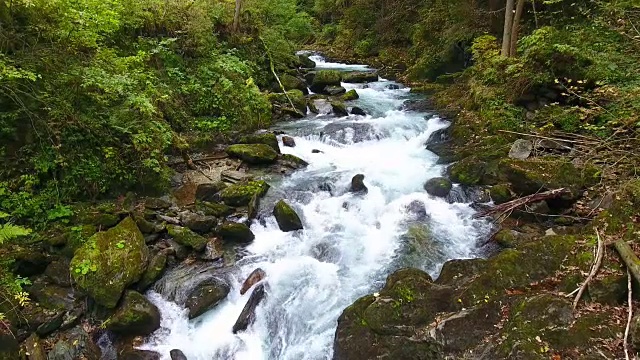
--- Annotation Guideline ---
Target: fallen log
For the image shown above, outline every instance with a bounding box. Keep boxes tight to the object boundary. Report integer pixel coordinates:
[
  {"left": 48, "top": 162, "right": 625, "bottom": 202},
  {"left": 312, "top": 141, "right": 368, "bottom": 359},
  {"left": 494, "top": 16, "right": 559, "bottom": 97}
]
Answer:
[
  {"left": 474, "top": 188, "right": 567, "bottom": 220},
  {"left": 614, "top": 240, "right": 640, "bottom": 285}
]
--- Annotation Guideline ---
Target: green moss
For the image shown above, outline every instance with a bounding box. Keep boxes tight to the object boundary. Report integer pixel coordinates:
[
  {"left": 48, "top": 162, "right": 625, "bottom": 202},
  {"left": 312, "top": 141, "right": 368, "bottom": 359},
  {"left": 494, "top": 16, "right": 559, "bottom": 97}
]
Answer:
[
  {"left": 239, "top": 133, "right": 280, "bottom": 153},
  {"left": 312, "top": 70, "right": 342, "bottom": 87},
  {"left": 105, "top": 290, "right": 160, "bottom": 336},
  {"left": 219, "top": 180, "right": 270, "bottom": 207},
  {"left": 226, "top": 144, "right": 278, "bottom": 165},
  {"left": 341, "top": 89, "right": 360, "bottom": 101},
  {"left": 280, "top": 74, "right": 306, "bottom": 92},
  {"left": 167, "top": 225, "right": 208, "bottom": 251},
  {"left": 217, "top": 222, "right": 255, "bottom": 243},
  {"left": 489, "top": 184, "right": 513, "bottom": 204},
  {"left": 136, "top": 252, "right": 167, "bottom": 291},
  {"left": 196, "top": 201, "right": 234, "bottom": 217},
  {"left": 281, "top": 154, "right": 309, "bottom": 167},
  {"left": 70, "top": 217, "right": 148, "bottom": 308},
  {"left": 273, "top": 200, "right": 303, "bottom": 232}
]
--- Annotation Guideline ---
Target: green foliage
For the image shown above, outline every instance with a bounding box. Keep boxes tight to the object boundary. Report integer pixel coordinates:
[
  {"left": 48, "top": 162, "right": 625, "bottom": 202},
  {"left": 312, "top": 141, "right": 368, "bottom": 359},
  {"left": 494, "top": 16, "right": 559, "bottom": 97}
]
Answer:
[{"left": 0, "top": 224, "right": 31, "bottom": 244}]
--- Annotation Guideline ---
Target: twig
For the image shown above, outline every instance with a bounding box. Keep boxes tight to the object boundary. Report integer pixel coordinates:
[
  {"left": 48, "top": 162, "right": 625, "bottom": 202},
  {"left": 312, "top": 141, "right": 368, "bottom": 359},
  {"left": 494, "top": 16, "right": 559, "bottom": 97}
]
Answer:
[
  {"left": 497, "top": 129, "right": 596, "bottom": 145},
  {"left": 573, "top": 228, "right": 605, "bottom": 310},
  {"left": 167, "top": 154, "right": 228, "bottom": 166},
  {"left": 624, "top": 267, "right": 633, "bottom": 360},
  {"left": 474, "top": 188, "right": 568, "bottom": 219}
]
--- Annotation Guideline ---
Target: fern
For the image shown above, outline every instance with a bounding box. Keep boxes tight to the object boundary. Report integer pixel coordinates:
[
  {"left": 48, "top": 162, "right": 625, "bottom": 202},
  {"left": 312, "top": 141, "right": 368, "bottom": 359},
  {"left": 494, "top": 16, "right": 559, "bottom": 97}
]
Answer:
[{"left": 0, "top": 224, "right": 32, "bottom": 244}]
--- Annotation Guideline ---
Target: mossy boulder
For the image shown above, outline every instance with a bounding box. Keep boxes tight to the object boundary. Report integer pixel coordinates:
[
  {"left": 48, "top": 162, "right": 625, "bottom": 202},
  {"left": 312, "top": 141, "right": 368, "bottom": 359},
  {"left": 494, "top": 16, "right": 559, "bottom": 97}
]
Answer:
[
  {"left": 218, "top": 180, "right": 270, "bottom": 207},
  {"left": 269, "top": 90, "right": 307, "bottom": 115},
  {"left": 226, "top": 144, "right": 278, "bottom": 165},
  {"left": 136, "top": 252, "right": 167, "bottom": 292},
  {"left": 449, "top": 155, "right": 500, "bottom": 186},
  {"left": 310, "top": 70, "right": 342, "bottom": 93},
  {"left": 588, "top": 273, "right": 627, "bottom": 305},
  {"left": 341, "top": 71, "right": 379, "bottom": 83},
  {"left": 298, "top": 54, "right": 316, "bottom": 69},
  {"left": 106, "top": 291, "right": 161, "bottom": 336},
  {"left": 273, "top": 200, "right": 303, "bottom": 232},
  {"left": 239, "top": 133, "right": 281, "bottom": 153},
  {"left": 341, "top": 89, "right": 360, "bottom": 101},
  {"left": 280, "top": 154, "right": 309, "bottom": 169},
  {"left": 325, "top": 85, "right": 347, "bottom": 95},
  {"left": 279, "top": 74, "right": 308, "bottom": 94},
  {"left": 196, "top": 201, "right": 234, "bottom": 218},
  {"left": 489, "top": 184, "right": 513, "bottom": 204},
  {"left": 185, "top": 279, "right": 230, "bottom": 319},
  {"left": 167, "top": 225, "right": 208, "bottom": 251},
  {"left": 70, "top": 217, "right": 149, "bottom": 308},
  {"left": 218, "top": 222, "right": 255, "bottom": 243},
  {"left": 180, "top": 212, "right": 217, "bottom": 233},
  {"left": 330, "top": 101, "right": 348, "bottom": 116},
  {"left": 423, "top": 177, "right": 452, "bottom": 197}
]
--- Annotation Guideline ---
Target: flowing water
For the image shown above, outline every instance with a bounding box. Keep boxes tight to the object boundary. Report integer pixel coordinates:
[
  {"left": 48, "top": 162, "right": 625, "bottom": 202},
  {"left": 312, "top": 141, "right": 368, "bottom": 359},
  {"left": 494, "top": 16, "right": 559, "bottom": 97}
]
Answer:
[{"left": 140, "top": 56, "right": 492, "bottom": 360}]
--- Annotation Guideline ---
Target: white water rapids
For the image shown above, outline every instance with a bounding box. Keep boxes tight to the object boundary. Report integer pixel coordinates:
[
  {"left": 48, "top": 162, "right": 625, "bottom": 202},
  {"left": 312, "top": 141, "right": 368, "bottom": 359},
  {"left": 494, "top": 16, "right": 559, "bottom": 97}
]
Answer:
[{"left": 140, "top": 56, "right": 492, "bottom": 360}]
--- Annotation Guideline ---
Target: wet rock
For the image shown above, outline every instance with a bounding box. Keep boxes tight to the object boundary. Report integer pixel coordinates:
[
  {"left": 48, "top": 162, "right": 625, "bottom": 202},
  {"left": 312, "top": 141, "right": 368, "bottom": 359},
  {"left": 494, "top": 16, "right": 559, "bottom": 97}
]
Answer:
[
  {"left": 218, "top": 222, "right": 255, "bottom": 243},
  {"left": 70, "top": 217, "right": 148, "bottom": 308},
  {"left": 489, "top": 184, "right": 513, "bottom": 204},
  {"left": 280, "top": 154, "right": 309, "bottom": 169},
  {"left": 44, "top": 260, "right": 71, "bottom": 287},
  {"left": 350, "top": 106, "right": 366, "bottom": 116},
  {"left": 144, "top": 197, "right": 173, "bottom": 210},
  {"left": 23, "top": 333, "right": 47, "bottom": 360},
  {"left": 185, "top": 279, "right": 230, "bottom": 319},
  {"left": 232, "top": 283, "right": 266, "bottom": 334},
  {"left": 137, "top": 252, "right": 167, "bottom": 291},
  {"left": 170, "top": 349, "right": 188, "bottom": 360},
  {"left": 405, "top": 200, "right": 428, "bottom": 221},
  {"left": 46, "top": 327, "right": 101, "bottom": 360},
  {"left": 106, "top": 291, "right": 161, "bottom": 336},
  {"left": 196, "top": 201, "right": 234, "bottom": 218},
  {"left": 166, "top": 239, "right": 190, "bottom": 260},
  {"left": 311, "top": 98, "right": 333, "bottom": 114},
  {"left": 327, "top": 85, "right": 347, "bottom": 95},
  {"left": 350, "top": 174, "right": 368, "bottom": 194},
  {"left": 281, "top": 135, "right": 296, "bottom": 148},
  {"left": 167, "top": 225, "right": 208, "bottom": 251},
  {"left": 424, "top": 177, "right": 452, "bottom": 198},
  {"left": 273, "top": 200, "right": 303, "bottom": 232},
  {"left": 588, "top": 273, "right": 627, "bottom": 305},
  {"left": 119, "top": 349, "right": 161, "bottom": 360},
  {"left": 341, "top": 89, "right": 359, "bottom": 101},
  {"left": 219, "top": 180, "right": 270, "bottom": 207},
  {"left": 134, "top": 215, "right": 164, "bottom": 234},
  {"left": 298, "top": 54, "right": 316, "bottom": 69},
  {"left": 310, "top": 70, "right": 341, "bottom": 93},
  {"left": 226, "top": 144, "right": 278, "bottom": 165},
  {"left": 180, "top": 212, "right": 217, "bottom": 233},
  {"left": 200, "top": 238, "right": 224, "bottom": 261},
  {"left": 279, "top": 74, "right": 308, "bottom": 95},
  {"left": 240, "top": 268, "right": 266, "bottom": 295},
  {"left": 194, "top": 182, "right": 228, "bottom": 202},
  {"left": 304, "top": 72, "right": 316, "bottom": 85},
  {"left": 508, "top": 139, "right": 533, "bottom": 160},
  {"left": 400, "top": 224, "right": 447, "bottom": 267},
  {"left": 312, "top": 149, "right": 323, "bottom": 154},
  {"left": 322, "top": 122, "right": 377, "bottom": 143},
  {"left": 330, "top": 101, "right": 348, "bottom": 116},
  {"left": 248, "top": 193, "right": 260, "bottom": 220},
  {"left": 341, "top": 71, "right": 378, "bottom": 83},
  {"left": 386, "top": 84, "right": 400, "bottom": 90},
  {"left": 239, "top": 133, "right": 281, "bottom": 153}
]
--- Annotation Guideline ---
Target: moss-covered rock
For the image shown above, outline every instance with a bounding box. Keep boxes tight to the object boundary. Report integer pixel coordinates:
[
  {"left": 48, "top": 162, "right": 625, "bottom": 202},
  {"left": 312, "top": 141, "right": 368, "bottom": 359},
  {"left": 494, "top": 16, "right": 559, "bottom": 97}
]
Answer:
[
  {"left": 280, "top": 154, "right": 309, "bottom": 169},
  {"left": 342, "top": 71, "right": 379, "bottom": 83},
  {"left": 310, "top": 70, "right": 342, "bottom": 93},
  {"left": 195, "top": 181, "right": 228, "bottom": 202},
  {"left": 298, "top": 54, "right": 316, "bottom": 69},
  {"left": 70, "top": 217, "right": 149, "bottom": 308},
  {"left": 588, "top": 273, "right": 626, "bottom": 305},
  {"left": 218, "top": 180, "right": 270, "bottom": 207},
  {"left": 489, "top": 184, "right": 513, "bottom": 204},
  {"left": 341, "top": 89, "right": 360, "bottom": 101},
  {"left": 449, "top": 155, "right": 500, "bottom": 186},
  {"left": 279, "top": 74, "right": 308, "bottom": 94},
  {"left": 167, "top": 225, "right": 208, "bottom": 251},
  {"left": 330, "top": 101, "right": 348, "bottom": 116},
  {"left": 136, "top": 252, "right": 167, "bottom": 292},
  {"left": 180, "top": 212, "right": 217, "bottom": 233},
  {"left": 239, "top": 133, "right": 281, "bottom": 153},
  {"left": 423, "top": 177, "right": 452, "bottom": 197},
  {"left": 273, "top": 200, "right": 303, "bottom": 232},
  {"left": 326, "top": 85, "right": 347, "bottom": 95},
  {"left": 106, "top": 291, "right": 160, "bottom": 336},
  {"left": 218, "top": 222, "right": 255, "bottom": 243},
  {"left": 226, "top": 144, "right": 278, "bottom": 165},
  {"left": 196, "top": 201, "right": 234, "bottom": 218}
]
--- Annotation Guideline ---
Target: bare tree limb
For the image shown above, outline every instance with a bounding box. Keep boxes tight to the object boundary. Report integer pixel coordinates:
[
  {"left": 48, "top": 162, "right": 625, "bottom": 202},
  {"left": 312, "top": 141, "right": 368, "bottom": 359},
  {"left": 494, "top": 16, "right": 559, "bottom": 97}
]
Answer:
[
  {"left": 615, "top": 240, "right": 640, "bottom": 285},
  {"left": 625, "top": 267, "right": 633, "bottom": 360},
  {"left": 474, "top": 188, "right": 568, "bottom": 220},
  {"left": 573, "top": 228, "right": 604, "bottom": 310}
]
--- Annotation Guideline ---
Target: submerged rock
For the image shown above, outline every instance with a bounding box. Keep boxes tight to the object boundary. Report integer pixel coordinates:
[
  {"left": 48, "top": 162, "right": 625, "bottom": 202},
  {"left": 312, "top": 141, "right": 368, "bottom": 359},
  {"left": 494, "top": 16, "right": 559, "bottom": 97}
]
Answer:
[
  {"left": 350, "top": 106, "right": 366, "bottom": 116},
  {"left": 424, "top": 177, "right": 453, "bottom": 197},
  {"left": 70, "top": 217, "right": 148, "bottom": 308},
  {"left": 273, "top": 200, "right": 304, "bottom": 232},
  {"left": 226, "top": 144, "right": 278, "bottom": 165},
  {"left": 185, "top": 279, "right": 230, "bottom": 319},
  {"left": 167, "top": 225, "right": 208, "bottom": 251},
  {"left": 240, "top": 268, "right": 266, "bottom": 295},
  {"left": 350, "top": 174, "right": 368, "bottom": 194},
  {"left": 232, "top": 283, "right": 266, "bottom": 334},
  {"left": 218, "top": 180, "right": 270, "bottom": 207},
  {"left": 106, "top": 291, "right": 161, "bottom": 336},
  {"left": 217, "top": 222, "right": 255, "bottom": 243}
]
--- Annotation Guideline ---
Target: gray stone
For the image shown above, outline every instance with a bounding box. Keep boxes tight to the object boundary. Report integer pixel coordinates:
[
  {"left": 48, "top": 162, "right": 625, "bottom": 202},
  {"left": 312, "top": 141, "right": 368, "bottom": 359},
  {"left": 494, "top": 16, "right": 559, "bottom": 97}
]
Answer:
[{"left": 508, "top": 139, "right": 533, "bottom": 160}]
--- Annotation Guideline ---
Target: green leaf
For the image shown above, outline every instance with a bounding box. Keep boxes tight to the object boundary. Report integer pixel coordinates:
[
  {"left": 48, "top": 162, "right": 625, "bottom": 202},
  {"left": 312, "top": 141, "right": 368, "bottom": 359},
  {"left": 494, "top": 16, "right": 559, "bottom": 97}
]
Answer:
[{"left": 0, "top": 224, "right": 32, "bottom": 244}]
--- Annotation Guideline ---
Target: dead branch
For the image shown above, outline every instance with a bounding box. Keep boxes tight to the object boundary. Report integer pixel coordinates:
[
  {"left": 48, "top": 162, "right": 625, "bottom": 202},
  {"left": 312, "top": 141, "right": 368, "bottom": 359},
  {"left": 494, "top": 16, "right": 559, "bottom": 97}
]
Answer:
[
  {"left": 497, "top": 129, "right": 597, "bottom": 145},
  {"left": 573, "top": 228, "right": 605, "bottom": 310},
  {"left": 474, "top": 188, "right": 568, "bottom": 219},
  {"left": 625, "top": 267, "right": 633, "bottom": 360},
  {"left": 615, "top": 240, "right": 640, "bottom": 285},
  {"left": 167, "top": 154, "right": 229, "bottom": 166}
]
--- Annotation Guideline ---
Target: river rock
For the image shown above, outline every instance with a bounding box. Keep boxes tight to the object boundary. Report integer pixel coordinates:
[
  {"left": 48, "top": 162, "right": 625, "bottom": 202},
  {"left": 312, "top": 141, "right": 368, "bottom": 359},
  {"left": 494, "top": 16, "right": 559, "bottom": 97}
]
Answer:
[
  {"left": 298, "top": 54, "right": 316, "bottom": 69},
  {"left": 106, "top": 290, "right": 161, "bottom": 336},
  {"left": 239, "top": 133, "right": 281, "bottom": 153},
  {"left": 508, "top": 139, "right": 533, "bottom": 160},
  {"left": 219, "top": 180, "right": 270, "bottom": 207},
  {"left": 280, "top": 154, "right": 309, "bottom": 169},
  {"left": 232, "top": 283, "right": 266, "bottom": 334},
  {"left": 196, "top": 201, "right": 234, "bottom": 218},
  {"left": 137, "top": 252, "right": 167, "bottom": 291},
  {"left": 195, "top": 182, "right": 228, "bottom": 202},
  {"left": 200, "top": 238, "right": 224, "bottom": 261},
  {"left": 489, "top": 184, "right": 513, "bottom": 204},
  {"left": 144, "top": 197, "right": 173, "bottom": 210},
  {"left": 226, "top": 144, "right": 278, "bottom": 165},
  {"left": 70, "top": 217, "right": 148, "bottom": 308},
  {"left": 279, "top": 74, "right": 308, "bottom": 95},
  {"left": 312, "top": 149, "right": 323, "bottom": 154},
  {"left": 217, "top": 222, "right": 255, "bottom": 243},
  {"left": 350, "top": 174, "right": 368, "bottom": 194},
  {"left": 167, "top": 225, "right": 208, "bottom": 251},
  {"left": 341, "top": 89, "right": 359, "bottom": 101},
  {"left": 185, "top": 279, "right": 230, "bottom": 319},
  {"left": 11, "top": 244, "right": 49, "bottom": 277},
  {"left": 282, "top": 135, "right": 296, "bottom": 147},
  {"left": 304, "top": 71, "right": 316, "bottom": 85},
  {"left": 170, "top": 349, "right": 188, "bottom": 360},
  {"left": 424, "top": 177, "right": 453, "bottom": 197},
  {"left": 273, "top": 200, "right": 303, "bottom": 232},
  {"left": 119, "top": 349, "right": 161, "bottom": 360},
  {"left": 310, "top": 70, "right": 341, "bottom": 93},
  {"left": 240, "top": 268, "right": 266, "bottom": 295},
  {"left": 342, "top": 71, "right": 378, "bottom": 83},
  {"left": 180, "top": 212, "right": 217, "bottom": 233},
  {"left": 350, "top": 106, "right": 366, "bottom": 116},
  {"left": 326, "top": 85, "right": 347, "bottom": 96},
  {"left": 405, "top": 200, "right": 428, "bottom": 221},
  {"left": 46, "top": 327, "right": 101, "bottom": 360}
]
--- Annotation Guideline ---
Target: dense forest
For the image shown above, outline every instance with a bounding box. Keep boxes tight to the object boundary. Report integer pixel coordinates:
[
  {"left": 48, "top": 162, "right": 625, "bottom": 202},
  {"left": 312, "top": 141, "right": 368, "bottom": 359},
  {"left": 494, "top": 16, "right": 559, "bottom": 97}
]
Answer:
[{"left": 1, "top": 0, "right": 640, "bottom": 358}]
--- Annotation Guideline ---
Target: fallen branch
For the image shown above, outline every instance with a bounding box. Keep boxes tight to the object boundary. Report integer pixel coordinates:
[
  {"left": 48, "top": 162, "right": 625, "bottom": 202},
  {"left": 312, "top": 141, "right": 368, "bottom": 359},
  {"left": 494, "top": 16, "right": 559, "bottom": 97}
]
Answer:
[
  {"left": 260, "top": 36, "right": 296, "bottom": 110},
  {"left": 614, "top": 240, "right": 640, "bottom": 285},
  {"left": 168, "top": 155, "right": 229, "bottom": 166},
  {"left": 625, "top": 267, "right": 633, "bottom": 360},
  {"left": 497, "top": 129, "right": 596, "bottom": 145},
  {"left": 474, "top": 188, "right": 567, "bottom": 219},
  {"left": 573, "top": 228, "right": 605, "bottom": 310}
]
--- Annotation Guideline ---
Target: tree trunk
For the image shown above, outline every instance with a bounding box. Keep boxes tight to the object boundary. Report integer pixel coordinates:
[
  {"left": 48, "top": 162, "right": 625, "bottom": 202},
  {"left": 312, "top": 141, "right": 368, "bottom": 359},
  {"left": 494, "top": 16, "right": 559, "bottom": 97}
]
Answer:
[
  {"left": 501, "top": 0, "right": 516, "bottom": 57},
  {"left": 233, "top": 0, "right": 242, "bottom": 32},
  {"left": 509, "top": 0, "right": 526, "bottom": 57}
]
